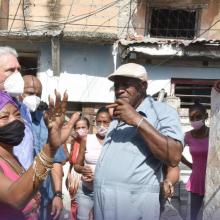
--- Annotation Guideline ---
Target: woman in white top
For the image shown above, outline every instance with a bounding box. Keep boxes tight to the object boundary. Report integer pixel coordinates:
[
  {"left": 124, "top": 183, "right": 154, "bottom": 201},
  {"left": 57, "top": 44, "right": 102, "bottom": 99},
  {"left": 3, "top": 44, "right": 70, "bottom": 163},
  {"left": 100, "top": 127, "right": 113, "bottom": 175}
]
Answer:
[{"left": 74, "top": 107, "right": 111, "bottom": 220}]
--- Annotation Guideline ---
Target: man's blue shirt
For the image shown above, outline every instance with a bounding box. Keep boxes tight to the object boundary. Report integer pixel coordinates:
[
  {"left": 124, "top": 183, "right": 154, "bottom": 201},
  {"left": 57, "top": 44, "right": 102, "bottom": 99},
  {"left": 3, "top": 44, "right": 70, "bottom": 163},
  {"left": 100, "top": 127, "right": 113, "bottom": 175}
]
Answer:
[{"left": 31, "top": 110, "right": 66, "bottom": 203}]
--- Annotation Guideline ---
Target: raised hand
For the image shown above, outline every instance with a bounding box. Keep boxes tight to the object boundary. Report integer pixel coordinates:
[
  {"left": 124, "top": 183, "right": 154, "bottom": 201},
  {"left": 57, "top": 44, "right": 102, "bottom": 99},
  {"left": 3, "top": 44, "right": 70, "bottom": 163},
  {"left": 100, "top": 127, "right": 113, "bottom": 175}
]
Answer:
[{"left": 44, "top": 90, "right": 80, "bottom": 150}]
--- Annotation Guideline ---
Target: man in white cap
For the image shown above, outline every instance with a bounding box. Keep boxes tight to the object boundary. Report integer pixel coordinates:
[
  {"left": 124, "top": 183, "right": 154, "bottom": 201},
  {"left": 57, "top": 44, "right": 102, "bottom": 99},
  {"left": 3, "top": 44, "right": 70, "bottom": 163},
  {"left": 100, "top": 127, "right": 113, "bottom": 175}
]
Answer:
[{"left": 94, "top": 63, "right": 184, "bottom": 220}]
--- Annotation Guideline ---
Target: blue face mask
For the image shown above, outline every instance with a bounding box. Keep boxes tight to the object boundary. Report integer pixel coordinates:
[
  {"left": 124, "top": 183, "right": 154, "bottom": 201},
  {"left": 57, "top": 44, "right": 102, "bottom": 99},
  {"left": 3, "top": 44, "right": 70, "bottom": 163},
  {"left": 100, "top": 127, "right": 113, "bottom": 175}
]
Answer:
[{"left": 0, "top": 120, "right": 25, "bottom": 146}]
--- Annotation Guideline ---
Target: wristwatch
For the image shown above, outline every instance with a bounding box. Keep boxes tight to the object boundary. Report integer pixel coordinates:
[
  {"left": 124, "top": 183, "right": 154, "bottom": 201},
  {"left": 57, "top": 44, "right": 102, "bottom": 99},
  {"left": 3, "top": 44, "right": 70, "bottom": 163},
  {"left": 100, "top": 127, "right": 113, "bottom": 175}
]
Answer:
[{"left": 54, "top": 191, "right": 63, "bottom": 199}]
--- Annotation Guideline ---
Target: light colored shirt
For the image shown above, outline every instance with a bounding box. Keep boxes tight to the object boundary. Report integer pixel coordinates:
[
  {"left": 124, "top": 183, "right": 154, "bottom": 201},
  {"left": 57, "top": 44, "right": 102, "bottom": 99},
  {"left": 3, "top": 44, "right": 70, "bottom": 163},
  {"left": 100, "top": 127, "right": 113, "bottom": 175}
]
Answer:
[
  {"left": 13, "top": 101, "right": 34, "bottom": 170},
  {"left": 95, "top": 96, "right": 184, "bottom": 187}
]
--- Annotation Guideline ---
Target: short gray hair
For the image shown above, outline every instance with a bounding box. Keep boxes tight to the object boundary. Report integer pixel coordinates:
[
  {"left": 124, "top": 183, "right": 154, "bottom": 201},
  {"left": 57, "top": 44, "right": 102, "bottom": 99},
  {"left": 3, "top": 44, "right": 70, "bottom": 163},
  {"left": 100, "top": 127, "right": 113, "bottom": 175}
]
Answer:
[{"left": 0, "top": 46, "right": 18, "bottom": 58}]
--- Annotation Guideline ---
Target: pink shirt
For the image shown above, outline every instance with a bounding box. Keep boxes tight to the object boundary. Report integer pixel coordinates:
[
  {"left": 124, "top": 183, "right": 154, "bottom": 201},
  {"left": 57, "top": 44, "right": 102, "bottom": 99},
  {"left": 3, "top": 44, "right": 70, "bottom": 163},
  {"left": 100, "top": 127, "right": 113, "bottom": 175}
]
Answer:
[
  {"left": 0, "top": 159, "right": 39, "bottom": 220},
  {"left": 184, "top": 131, "right": 209, "bottom": 195}
]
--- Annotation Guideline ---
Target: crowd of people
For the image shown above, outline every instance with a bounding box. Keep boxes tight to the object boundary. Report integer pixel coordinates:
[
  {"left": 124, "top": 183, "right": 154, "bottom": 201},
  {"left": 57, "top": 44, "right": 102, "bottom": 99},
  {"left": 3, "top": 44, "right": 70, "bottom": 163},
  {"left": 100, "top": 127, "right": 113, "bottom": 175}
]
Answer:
[{"left": 0, "top": 46, "right": 210, "bottom": 220}]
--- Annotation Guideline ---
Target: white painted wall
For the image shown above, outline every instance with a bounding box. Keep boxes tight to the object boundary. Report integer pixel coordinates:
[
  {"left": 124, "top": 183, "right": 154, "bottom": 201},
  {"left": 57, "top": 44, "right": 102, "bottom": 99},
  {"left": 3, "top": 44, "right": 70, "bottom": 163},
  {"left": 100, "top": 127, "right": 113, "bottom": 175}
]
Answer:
[
  {"left": 34, "top": 42, "right": 220, "bottom": 103},
  {"left": 146, "top": 65, "right": 220, "bottom": 96},
  {"left": 38, "top": 42, "right": 115, "bottom": 103}
]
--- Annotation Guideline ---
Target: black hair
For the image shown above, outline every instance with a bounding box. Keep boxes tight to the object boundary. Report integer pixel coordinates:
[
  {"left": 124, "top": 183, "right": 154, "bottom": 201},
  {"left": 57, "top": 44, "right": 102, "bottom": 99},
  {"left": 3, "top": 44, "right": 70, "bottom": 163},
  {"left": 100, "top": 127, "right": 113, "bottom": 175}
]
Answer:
[
  {"left": 189, "top": 101, "right": 207, "bottom": 115},
  {"left": 96, "top": 106, "right": 109, "bottom": 117},
  {"left": 74, "top": 116, "right": 90, "bottom": 129}
]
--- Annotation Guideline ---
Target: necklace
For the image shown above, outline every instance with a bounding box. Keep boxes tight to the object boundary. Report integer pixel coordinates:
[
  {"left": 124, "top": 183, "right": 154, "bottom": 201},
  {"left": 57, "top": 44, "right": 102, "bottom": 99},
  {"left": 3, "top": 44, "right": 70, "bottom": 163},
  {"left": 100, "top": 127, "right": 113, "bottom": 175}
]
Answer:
[{"left": 0, "top": 155, "right": 25, "bottom": 176}]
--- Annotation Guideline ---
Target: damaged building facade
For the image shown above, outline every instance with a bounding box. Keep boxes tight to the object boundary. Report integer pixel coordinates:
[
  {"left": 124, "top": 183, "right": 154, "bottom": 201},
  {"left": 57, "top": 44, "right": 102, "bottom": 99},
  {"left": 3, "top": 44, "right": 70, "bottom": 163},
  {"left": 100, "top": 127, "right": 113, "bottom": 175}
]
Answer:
[
  {"left": 0, "top": 0, "right": 220, "bottom": 219},
  {"left": 0, "top": 0, "right": 220, "bottom": 110}
]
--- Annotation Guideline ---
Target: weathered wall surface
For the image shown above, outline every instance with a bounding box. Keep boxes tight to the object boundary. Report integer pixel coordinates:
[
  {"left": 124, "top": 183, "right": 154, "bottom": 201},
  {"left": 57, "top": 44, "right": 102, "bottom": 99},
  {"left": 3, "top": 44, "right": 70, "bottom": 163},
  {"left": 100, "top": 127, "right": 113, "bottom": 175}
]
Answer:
[
  {"left": 203, "top": 87, "right": 220, "bottom": 220},
  {"left": 7, "top": 0, "right": 119, "bottom": 34},
  {"left": 4, "top": 0, "right": 220, "bottom": 40},
  {"left": 118, "top": 0, "right": 220, "bottom": 40}
]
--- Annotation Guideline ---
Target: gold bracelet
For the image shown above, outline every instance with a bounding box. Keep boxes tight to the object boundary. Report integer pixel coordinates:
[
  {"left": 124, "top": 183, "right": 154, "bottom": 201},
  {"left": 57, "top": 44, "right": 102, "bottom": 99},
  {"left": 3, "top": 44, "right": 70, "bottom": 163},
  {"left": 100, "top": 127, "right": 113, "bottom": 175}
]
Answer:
[
  {"left": 39, "top": 150, "right": 53, "bottom": 163},
  {"left": 32, "top": 156, "right": 52, "bottom": 183},
  {"left": 38, "top": 154, "right": 53, "bottom": 169}
]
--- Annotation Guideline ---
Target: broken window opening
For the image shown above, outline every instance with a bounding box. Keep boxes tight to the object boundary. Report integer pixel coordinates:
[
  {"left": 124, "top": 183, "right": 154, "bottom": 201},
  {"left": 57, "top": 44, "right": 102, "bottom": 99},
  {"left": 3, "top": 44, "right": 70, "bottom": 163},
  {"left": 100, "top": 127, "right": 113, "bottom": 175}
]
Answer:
[{"left": 18, "top": 53, "right": 39, "bottom": 76}]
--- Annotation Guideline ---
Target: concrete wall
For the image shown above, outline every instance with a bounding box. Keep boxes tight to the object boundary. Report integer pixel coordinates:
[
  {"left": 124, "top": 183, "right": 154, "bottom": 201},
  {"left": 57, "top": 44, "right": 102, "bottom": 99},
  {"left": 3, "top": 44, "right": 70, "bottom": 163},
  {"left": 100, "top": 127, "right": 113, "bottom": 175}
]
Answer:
[
  {"left": 39, "top": 57, "right": 220, "bottom": 103},
  {"left": 5, "top": 0, "right": 220, "bottom": 40},
  {"left": 37, "top": 41, "right": 115, "bottom": 103},
  {"left": 146, "top": 65, "right": 220, "bottom": 96},
  {"left": 7, "top": 0, "right": 119, "bottom": 34},
  {"left": 118, "top": 0, "right": 220, "bottom": 40}
]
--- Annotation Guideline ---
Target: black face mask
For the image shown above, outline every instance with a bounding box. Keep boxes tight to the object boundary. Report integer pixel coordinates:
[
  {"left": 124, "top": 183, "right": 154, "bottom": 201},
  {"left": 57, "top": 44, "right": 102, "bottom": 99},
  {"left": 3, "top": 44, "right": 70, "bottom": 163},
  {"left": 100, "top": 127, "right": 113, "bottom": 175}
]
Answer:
[{"left": 0, "top": 120, "right": 25, "bottom": 146}]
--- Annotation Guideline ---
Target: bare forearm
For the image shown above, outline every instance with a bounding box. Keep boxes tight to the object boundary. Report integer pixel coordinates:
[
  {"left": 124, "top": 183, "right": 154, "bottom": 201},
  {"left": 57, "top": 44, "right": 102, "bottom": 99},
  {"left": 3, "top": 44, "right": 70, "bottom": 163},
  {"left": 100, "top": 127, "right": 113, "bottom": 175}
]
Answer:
[
  {"left": 51, "top": 163, "right": 63, "bottom": 192},
  {"left": 3, "top": 144, "right": 57, "bottom": 209},
  {"left": 165, "top": 166, "right": 180, "bottom": 185},
  {"left": 181, "top": 155, "right": 192, "bottom": 169},
  {"left": 74, "top": 164, "right": 84, "bottom": 174},
  {"left": 137, "top": 117, "right": 183, "bottom": 167}
]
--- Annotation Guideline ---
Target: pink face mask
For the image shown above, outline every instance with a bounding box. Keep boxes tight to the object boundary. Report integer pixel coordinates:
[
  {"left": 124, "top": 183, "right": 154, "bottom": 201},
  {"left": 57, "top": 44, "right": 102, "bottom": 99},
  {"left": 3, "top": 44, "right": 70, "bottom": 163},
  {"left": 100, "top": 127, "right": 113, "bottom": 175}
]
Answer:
[
  {"left": 77, "top": 128, "right": 88, "bottom": 138},
  {"left": 190, "top": 120, "right": 204, "bottom": 130}
]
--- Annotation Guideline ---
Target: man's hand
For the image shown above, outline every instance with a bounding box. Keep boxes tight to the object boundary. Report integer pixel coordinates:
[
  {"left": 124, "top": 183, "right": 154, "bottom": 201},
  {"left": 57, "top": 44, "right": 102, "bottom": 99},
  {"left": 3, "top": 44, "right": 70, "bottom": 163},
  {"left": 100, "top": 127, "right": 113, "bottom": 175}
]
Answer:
[
  {"left": 106, "top": 99, "right": 142, "bottom": 126},
  {"left": 161, "top": 179, "right": 174, "bottom": 199},
  {"left": 51, "top": 196, "right": 63, "bottom": 220}
]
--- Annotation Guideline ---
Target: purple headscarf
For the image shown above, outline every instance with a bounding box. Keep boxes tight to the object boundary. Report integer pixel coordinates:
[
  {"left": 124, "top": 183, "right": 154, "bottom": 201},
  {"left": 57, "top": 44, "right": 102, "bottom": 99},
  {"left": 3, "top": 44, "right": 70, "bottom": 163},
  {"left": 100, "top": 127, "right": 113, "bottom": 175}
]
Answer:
[{"left": 0, "top": 91, "right": 18, "bottom": 110}]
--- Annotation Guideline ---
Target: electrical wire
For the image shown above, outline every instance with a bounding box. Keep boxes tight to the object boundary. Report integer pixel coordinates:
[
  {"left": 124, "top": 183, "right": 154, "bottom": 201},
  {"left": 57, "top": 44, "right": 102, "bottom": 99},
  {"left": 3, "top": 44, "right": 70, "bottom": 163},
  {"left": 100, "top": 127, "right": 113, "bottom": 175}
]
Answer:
[
  {"left": 7, "top": 0, "right": 22, "bottom": 38},
  {"left": 61, "top": 0, "right": 75, "bottom": 32}
]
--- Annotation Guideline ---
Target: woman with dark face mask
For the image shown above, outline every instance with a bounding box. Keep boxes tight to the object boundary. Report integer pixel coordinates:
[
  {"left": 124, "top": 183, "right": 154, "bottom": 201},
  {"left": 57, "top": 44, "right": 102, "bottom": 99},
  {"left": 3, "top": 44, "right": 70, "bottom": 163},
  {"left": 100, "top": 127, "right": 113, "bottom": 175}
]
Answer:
[
  {"left": 0, "top": 91, "right": 80, "bottom": 219},
  {"left": 181, "top": 102, "right": 209, "bottom": 220},
  {"left": 74, "top": 107, "right": 111, "bottom": 220}
]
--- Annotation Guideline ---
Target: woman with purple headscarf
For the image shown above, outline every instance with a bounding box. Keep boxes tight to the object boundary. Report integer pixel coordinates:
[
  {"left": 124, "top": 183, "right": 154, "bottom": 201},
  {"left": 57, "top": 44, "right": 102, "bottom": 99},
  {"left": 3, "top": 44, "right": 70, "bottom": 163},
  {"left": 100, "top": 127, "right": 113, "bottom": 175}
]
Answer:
[{"left": 0, "top": 91, "right": 80, "bottom": 219}]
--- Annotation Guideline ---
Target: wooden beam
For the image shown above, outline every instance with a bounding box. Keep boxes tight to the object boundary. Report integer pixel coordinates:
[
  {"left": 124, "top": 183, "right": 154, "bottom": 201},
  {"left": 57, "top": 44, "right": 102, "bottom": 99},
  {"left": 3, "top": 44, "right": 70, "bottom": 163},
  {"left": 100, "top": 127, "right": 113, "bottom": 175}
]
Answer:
[{"left": 51, "top": 36, "right": 60, "bottom": 76}]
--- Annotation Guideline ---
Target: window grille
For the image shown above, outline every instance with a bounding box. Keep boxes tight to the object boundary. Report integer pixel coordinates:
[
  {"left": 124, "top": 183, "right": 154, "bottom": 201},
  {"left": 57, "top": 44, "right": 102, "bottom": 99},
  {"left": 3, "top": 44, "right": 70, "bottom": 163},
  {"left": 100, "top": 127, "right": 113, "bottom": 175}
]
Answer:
[{"left": 149, "top": 9, "right": 197, "bottom": 39}]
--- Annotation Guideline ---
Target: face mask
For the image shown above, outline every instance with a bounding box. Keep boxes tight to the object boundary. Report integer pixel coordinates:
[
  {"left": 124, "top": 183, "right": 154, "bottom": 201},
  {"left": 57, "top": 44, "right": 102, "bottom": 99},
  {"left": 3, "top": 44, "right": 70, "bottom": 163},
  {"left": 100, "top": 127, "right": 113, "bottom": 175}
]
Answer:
[
  {"left": 0, "top": 120, "right": 25, "bottom": 146},
  {"left": 190, "top": 120, "right": 204, "bottom": 130},
  {"left": 96, "top": 126, "right": 108, "bottom": 137},
  {"left": 23, "top": 95, "right": 41, "bottom": 112},
  {"left": 4, "top": 72, "right": 24, "bottom": 97},
  {"left": 77, "top": 128, "right": 88, "bottom": 138}
]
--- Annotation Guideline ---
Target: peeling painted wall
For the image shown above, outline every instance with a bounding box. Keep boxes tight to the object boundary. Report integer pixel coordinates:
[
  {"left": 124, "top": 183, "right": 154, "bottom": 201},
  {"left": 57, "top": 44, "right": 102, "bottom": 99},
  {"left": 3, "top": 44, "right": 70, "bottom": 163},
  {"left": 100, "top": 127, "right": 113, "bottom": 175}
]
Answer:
[
  {"left": 118, "top": 0, "right": 220, "bottom": 40},
  {"left": 7, "top": 0, "right": 119, "bottom": 34}
]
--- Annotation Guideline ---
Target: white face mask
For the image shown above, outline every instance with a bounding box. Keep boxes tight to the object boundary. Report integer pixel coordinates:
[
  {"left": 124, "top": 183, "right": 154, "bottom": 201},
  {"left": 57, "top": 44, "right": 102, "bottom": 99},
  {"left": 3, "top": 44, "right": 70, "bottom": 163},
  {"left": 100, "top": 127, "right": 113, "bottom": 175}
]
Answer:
[
  {"left": 76, "top": 128, "right": 88, "bottom": 138},
  {"left": 4, "top": 72, "right": 24, "bottom": 97},
  {"left": 96, "top": 126, "right": 108, "bottom": 137},
  {"left": 23, "top": 95, "right": 41, "bottom": 112},
  {"left": 190, "top": 120, "right": 205, "bottom": 130}
]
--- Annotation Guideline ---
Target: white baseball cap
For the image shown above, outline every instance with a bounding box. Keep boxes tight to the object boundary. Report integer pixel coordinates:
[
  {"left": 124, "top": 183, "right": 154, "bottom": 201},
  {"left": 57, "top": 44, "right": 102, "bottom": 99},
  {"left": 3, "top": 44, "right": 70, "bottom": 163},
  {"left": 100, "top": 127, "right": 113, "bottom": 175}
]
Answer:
[{"left": 108, "top": 63, "right": 148, "bottom": 82}]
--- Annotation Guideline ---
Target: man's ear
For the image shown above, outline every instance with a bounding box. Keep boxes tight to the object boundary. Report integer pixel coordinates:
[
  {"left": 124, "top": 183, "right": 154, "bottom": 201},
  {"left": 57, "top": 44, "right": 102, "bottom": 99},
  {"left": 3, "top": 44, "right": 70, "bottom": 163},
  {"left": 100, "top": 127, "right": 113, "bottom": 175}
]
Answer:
[{"left": 141, "top": 81, "right": 148, "bottom": 94}]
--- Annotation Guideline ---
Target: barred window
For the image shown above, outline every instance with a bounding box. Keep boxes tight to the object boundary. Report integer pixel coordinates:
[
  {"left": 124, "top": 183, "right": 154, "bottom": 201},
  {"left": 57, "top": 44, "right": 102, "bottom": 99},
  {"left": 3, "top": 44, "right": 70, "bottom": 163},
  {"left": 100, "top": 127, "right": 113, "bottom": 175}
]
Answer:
[{"left": 149, "top": 9, "right": 197, "bottom": 39}]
